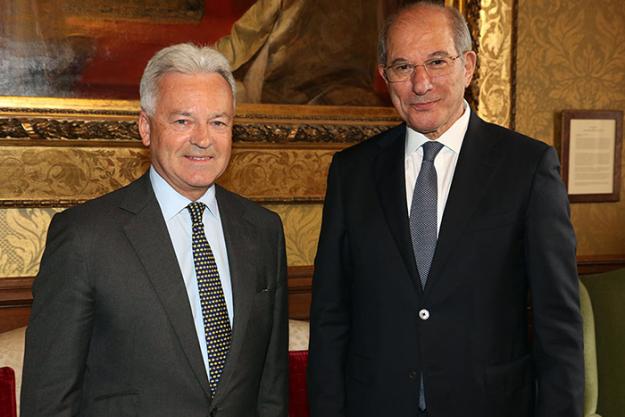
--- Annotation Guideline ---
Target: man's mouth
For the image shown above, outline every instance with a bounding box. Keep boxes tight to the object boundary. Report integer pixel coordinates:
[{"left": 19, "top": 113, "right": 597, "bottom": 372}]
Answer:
[
  {"left": 186, "top": 155, "right": 214, "bottom": 161},
  {"left": 409, "top": 99, "right": 439, "bottom": 111}
]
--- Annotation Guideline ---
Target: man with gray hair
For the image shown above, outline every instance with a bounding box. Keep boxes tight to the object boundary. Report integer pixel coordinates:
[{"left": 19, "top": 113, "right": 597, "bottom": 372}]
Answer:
[
  {"left": 308, "top": 2, "right": 583, "bottom": 417},
  {"left": 21, "top": 43, "right": 288, "bottom": 417}
]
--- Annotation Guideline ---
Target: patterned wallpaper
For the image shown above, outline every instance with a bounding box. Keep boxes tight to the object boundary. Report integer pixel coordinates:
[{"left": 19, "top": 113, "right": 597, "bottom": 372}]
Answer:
[
  {"left": 267, "top": 204, "right": 322, "bottom": 266},
  {"left": 515, "top": 0, "right": 625, "bottom": 255},
  {"left": 0, "top": 209, "right": 60, "bottom": 277}
]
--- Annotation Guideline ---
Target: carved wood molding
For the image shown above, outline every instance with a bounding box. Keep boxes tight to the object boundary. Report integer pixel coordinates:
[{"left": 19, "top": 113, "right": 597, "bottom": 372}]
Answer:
[
  {"left": 0, "top": 118, "right": 395, "bottom": 144},
  {"left": 0, "top": 98, "right": 401, "bottom": 143}
]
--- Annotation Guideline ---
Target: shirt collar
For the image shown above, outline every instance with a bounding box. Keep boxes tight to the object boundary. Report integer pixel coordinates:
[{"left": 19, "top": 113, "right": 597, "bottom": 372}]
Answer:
[
  {"left": 149, "top": 167, "right": 218, "bottom": 221},
  {"left": 405, "top": 100, "right": 471, "bottom": 157}
]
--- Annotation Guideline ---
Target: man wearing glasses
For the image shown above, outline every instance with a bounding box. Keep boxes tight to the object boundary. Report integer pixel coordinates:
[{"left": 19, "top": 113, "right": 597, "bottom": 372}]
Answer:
[{"left": 308, "top": 2, "right": 583, "bottom": 417}]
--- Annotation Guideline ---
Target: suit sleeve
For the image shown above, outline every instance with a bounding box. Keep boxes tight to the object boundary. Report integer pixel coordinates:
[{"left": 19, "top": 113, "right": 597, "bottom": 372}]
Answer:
[
  {"left": 525, "top": 147, "right": 584, "bottom": 417},
  {"left": 258, "top": 214, "right": 289, "bottom": 417},
  {"left": 308, "top": 154, "right": 352, "bottom": 417},
  {"left": 20, "top": 210, "right": 95, "bottom": 417}
]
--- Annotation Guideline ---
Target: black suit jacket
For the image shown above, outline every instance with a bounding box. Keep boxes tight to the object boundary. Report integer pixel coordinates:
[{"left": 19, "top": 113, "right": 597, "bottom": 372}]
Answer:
[
  {"left": 308, "top": 114, "right": 584, "bottom": 417},
  {"left": 21, "top": 173, "right": 288, "bottom": 417}
]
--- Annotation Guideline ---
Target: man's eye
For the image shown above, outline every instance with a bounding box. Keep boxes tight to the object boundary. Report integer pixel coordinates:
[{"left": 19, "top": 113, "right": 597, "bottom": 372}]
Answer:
[
  {"left": 394, "top": 63, "right": 413, "bottom": 73},
  {"left": 175, "top": 119, "right": 190, "bottom": 126},
  {"left": 427, "top": 59, "right": 448, "bottom": 67}
]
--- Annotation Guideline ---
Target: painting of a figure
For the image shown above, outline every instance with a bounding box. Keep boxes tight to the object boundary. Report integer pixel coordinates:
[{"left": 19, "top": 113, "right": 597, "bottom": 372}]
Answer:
[{"left": 0, "top": 0, "right": 449, "bottom": 105}]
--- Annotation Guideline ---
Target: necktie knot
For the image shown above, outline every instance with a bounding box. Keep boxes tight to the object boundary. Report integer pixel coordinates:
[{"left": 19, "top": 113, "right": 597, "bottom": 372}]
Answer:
[
  {"left": 422, "top": 141, "right": 444, "bottom": 162},
  {"left": 187, "top": 202, "right": 206, "bottom": 225}
]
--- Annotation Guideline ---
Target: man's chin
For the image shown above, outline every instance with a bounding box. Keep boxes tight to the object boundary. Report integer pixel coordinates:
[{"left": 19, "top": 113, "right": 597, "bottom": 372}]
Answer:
[{"left": 406, "top": 119, "right": 440, "bottom": 136}]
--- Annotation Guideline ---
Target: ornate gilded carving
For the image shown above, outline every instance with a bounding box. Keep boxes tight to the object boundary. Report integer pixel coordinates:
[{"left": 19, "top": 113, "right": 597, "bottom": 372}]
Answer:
[
  {"left": 0, "top": 118, "right": 393, "bottom": 143},
  {"left": 28, "top": 119, "right": 140, "bottom": 141},
  {"left": 465, "top": 0, "right": 482, "bottom": 111},
  {"left": 0, "top": 99, "right": 401, "bottom": 143},
  {"left": 0, "top": 119, "right": 29, "bottom": 138},
  {"left": 477, "top": 0, "right": 515, "bottom": 127}
]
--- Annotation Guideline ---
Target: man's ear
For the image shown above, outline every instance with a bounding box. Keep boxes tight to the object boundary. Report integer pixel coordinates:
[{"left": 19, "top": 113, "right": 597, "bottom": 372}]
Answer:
[
  {"left": 378, "top": 64, "right": 389, "bottom": 86},
  {"left": 138, "top": 111, "right": 151, "bottom": 147},
  {"left": 463, "top": 51, "right": 477, "bottom": 87}
]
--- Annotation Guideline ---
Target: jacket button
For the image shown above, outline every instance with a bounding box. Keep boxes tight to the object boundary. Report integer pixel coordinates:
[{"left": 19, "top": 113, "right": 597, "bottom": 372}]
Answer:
[
  {"left": 418, "top": 309, "right": 430, "bottom": 320},
  {"left": 408, "top": 370, "right": 417, "bottom": 380}
]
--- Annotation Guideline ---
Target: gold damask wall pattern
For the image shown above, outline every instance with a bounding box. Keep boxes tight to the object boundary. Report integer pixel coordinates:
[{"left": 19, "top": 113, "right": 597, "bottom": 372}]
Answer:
[
  {"left": 0, "top": 146, "right": 149, "bottom": 204},
  {"left": 515, "top": 0, "right": 625, "bottom": 255},
  {"left": 0, "top": 145, "right": 336, "bottom": 206},
  {"left": 0, "top": 208, "right": 60, "bottom": 277},
  {"left": 262, "top": 204, "right": 322, "bottom": 266}
]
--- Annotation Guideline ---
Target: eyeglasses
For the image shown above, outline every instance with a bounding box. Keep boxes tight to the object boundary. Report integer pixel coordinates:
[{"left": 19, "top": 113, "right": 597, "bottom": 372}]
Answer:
[{"left": 383, "top": 54, "right": 462, "bottom": 83}]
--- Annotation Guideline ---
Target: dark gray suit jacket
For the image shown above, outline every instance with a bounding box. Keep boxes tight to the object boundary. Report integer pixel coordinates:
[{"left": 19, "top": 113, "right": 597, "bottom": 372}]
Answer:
[
  {"left": 21, "top": 173, "right": 288, "bottom": 417},
  {"left": 308, "top": 114, "right": 584, "bottom": 417}
]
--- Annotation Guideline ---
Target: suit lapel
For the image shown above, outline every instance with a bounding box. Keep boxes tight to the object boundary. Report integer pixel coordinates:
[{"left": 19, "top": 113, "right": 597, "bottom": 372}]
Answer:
[
  {"left": 120, "top": 174, "right": 212, "bottom": 399},
  {"left": 374, "top": 125, "right": 422, "bottom": 290},
  {"left": 426, "top": 114, "right": 502, "bottom": 295},
  {"left": 211, "top": 186, "right": 257, "bottom": 398}
]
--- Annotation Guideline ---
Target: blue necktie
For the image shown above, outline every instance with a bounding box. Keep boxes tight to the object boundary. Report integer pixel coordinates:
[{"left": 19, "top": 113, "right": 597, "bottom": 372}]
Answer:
[
  {"left": 409, "top": 140, "right": 444, "bottom": 411},
  {"left": 410, "top": 140, "right": 444, "bottom": 287},
  {"left": 187, "top": 202, "right": 232, "bottom": 396}
]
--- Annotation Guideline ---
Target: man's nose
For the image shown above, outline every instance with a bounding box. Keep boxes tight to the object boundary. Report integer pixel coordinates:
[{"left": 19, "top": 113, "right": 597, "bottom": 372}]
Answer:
[
  {"left": 190, "top": 123, "right": 212, "bottom": 148},
  {"left": 411, "top": 65, "right": 433, "bottom": 95}
]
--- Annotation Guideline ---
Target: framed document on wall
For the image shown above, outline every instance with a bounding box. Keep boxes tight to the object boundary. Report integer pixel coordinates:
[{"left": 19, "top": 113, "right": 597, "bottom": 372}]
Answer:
[{"left": 560, "top": 110, "right": 623, "bottom": 203}]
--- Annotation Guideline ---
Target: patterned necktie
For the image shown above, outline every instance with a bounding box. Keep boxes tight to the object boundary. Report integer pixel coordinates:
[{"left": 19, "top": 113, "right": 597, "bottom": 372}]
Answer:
[
  {"left": 410, "top": 140, "right": 444, "bottom": 288},
  {"left": 409, "top": 141, "right": 444, "bottom": 412},
  {"left": 187, "top": 202, "right": 232, "bottom": 396}
]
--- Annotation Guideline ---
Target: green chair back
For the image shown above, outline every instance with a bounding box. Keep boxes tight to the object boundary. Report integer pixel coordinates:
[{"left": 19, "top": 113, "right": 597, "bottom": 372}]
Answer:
[
  {"left": 579, "top": 281, "right": 600, "bottom": 417},
  {"left": 581, "top": 268, "right": 625, "bottom": 417}
]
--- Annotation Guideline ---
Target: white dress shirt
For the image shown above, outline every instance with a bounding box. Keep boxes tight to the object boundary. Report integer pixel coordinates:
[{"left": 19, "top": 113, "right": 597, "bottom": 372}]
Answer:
[
  {"left": 150, "top": 167, "right": 233, "bottom": 380},
  {"left": 405, "top": 102, "right": 471, "bottom": 233}
]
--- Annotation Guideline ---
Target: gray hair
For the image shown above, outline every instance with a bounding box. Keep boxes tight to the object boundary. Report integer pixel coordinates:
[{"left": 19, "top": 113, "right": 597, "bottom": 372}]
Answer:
[
  {"left": 377, "top": 1, "right": 473, "bottom": 65},
  {"left": 139, "top": 43, "right": 236, "bottom": 116}
]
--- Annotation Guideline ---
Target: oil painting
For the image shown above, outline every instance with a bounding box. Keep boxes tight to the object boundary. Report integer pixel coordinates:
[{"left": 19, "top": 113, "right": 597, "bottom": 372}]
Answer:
[{"left": 0, "top": 0, "right": 467, "bottom": 106}]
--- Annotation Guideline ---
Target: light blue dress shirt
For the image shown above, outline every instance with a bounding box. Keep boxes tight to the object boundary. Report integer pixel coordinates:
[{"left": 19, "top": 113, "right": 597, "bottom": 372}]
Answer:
[{"left": 150, "top": 167, "right": 233, "bottom": 380}]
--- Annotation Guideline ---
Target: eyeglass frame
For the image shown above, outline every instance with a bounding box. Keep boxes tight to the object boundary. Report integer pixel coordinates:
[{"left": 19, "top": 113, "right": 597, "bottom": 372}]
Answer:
[{"left": 381, "top": 52, "right": 466, "bottom": 83}]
